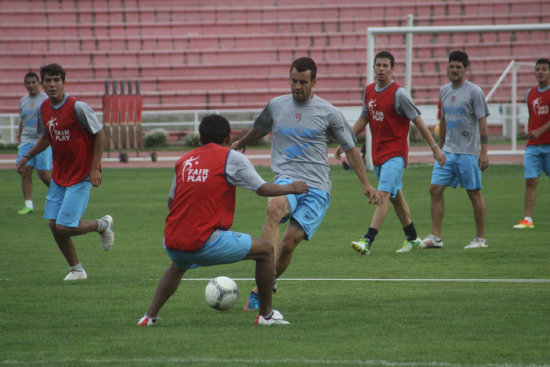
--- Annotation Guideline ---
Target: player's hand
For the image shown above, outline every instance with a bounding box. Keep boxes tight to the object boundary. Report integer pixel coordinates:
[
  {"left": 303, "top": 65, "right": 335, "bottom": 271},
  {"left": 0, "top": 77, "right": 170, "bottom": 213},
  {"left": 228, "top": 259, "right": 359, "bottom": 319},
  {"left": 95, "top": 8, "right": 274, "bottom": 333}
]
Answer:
[
  {"left": 16, "top": 157, "right": 28, "bottom": 173},
  {"left": 90, "top": 168, "right": 102, "bottom": 187},
  {"left": 527, "top": 129, "right": 540, "bottom": 141},
  {"left": 364, "top": 184, "right": 380, "bottom": 205},
  {"left": 231, "top": 140, "right": 246, "bottom": 153},
  {"left": 478, "top": 152, "right": 489, "bottom": 171},
  {"left": 432, "top": 146, "right": 446, "bottom": 166},
  {"left": 335, "top": 146, "right": 343, "bottom": 160},
  {"left": 292, "top": 181, "right": 309, "bottom": 194}
]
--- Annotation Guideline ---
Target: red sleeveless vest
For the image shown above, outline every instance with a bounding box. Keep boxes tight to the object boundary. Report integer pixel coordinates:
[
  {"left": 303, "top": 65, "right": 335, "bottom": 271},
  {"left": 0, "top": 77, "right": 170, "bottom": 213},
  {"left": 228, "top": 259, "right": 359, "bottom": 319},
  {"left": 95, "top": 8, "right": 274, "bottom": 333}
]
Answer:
[
  {"left": 164, "top": 143, "right": 236, "bottom": 251},
  {"left": 527, "top": 86, "right": 550, "bottom": 146},
  {"left": 365, "top": 82, "right": 411, "bottom": 166},
  {"left": 40, "top": 96, "right": 96, "bottom": 186}
]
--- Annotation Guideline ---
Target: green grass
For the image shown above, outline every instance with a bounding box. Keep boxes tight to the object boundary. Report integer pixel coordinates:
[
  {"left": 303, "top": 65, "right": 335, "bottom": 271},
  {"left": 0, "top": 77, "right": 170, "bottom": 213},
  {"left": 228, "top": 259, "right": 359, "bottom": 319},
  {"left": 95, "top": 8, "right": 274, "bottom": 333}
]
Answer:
[{"left": 1, "top": 165, "right": 549, "bottom": 367}]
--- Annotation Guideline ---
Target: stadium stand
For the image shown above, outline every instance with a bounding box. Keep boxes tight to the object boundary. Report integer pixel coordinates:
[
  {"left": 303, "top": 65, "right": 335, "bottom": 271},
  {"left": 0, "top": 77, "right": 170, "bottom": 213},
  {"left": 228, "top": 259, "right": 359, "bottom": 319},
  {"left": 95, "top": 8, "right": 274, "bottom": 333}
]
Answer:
[{"left": 0, "top": 0, "right": 549, "bottom": 114}]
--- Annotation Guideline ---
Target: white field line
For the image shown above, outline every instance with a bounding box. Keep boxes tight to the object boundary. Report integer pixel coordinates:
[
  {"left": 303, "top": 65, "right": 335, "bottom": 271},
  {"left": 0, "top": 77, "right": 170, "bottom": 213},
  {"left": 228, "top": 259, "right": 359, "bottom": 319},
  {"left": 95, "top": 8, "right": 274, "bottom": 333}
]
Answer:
[
  {"left": 153, "top": 278, "right": 550, "bottom": 283},
  {"left": 1, "top": 357, "right": 549, "bottom": 367}
]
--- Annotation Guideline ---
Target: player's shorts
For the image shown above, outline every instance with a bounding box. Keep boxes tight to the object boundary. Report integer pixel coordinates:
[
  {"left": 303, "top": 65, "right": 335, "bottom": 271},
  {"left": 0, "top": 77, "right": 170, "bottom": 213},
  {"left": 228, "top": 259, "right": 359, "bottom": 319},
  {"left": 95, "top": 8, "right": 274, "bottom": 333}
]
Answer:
[
  {"left": 165, "top": 229, "right": 252, "bottom": 270},
  {"left": 524, "top": 144, "right": 550, "bottom": 179},
  {"left": 44, "top": 178, "right": 92, "bottom": 227},
  {"left": 374, "top": 156, "right": 405, "bottom": 198},
  {"left": 431, "top": 151, "right": 482, "bottom": 190},
  {"left": 275, "top": 177, "right": 330, "bottom": 241},
  {"left": 16, "top": 142, "right": 52, "bottom": 170}
]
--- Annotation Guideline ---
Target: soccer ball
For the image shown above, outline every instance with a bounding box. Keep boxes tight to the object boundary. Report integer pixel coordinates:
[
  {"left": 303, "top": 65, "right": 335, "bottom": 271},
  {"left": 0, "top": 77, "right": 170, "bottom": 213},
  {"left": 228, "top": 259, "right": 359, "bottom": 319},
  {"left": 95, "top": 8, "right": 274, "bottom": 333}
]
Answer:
[{"left": 204, "top": 276, "right": 239, "bottom": 311}]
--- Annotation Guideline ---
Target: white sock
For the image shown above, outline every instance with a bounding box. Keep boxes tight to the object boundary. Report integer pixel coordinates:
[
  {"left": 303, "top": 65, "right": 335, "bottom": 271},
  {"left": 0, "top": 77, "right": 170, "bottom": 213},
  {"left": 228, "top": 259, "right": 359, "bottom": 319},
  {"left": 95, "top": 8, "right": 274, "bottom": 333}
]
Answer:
[
  {"left": 70, "top": 263, "right": 84, "bottom": 272},
  {"left": 97, "top": 218, "right": 108, "bottom": 232},
  {"left": 525, "top": 217, "right": 533, "bottom": 222},
  {"left": 25, "top": 200, "right": 33, "bottom": 210}
]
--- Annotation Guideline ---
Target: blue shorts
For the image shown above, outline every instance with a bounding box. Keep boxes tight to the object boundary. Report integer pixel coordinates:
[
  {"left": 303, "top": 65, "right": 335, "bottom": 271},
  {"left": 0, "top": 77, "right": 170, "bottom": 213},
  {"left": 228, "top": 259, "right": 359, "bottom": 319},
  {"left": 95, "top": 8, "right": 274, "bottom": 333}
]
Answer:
[
  {"left": 524, "top": 144, "right": 550, "bottom": 179},
  {"left": 431, "top": 151, "right": 482, "bottom": 190},
  {"left": 374, "top": 157, "right": 405, "bottom": 198},
  {"left": 275, "top": 178, "right": 330, "bottom": 241},
  {"left": 17, "top": 142, "right": 52, "bottom": 170},
  {"left": 44, "top": 179, "right": 92, "bottom": 227},
  {"left": 165, "top": 230, "right": 252, "bottom": 270}
]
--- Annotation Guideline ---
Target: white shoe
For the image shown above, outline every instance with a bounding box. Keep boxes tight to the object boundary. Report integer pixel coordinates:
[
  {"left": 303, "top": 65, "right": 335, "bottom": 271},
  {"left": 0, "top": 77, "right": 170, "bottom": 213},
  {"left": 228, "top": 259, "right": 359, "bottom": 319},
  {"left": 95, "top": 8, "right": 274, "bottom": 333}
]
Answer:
[
  {"left": 99, "top": 215, "right": 114, "bottom": 251},
  {"left": 464, "top": 237, "right": 488, "bottom": 249},
  {"left": 254, "top": 310, "right": 290, "bottom": 325},
  {"left": 420, "top": 234, "right": 443, "bottom": 248},
  {"left": 138, "top": 315, "right": 159, "bottom": 327},
  {"left": 64, "top": 270, "right": 87, "bottom": 280}
]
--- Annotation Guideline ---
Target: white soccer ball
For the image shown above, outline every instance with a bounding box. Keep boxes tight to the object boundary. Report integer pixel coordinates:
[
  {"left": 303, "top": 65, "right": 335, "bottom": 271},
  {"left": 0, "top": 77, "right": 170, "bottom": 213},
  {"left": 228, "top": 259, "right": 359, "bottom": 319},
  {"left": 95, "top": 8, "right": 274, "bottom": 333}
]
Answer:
[{"left": 204, "top": 276, "right": 239, "bottom": 311}]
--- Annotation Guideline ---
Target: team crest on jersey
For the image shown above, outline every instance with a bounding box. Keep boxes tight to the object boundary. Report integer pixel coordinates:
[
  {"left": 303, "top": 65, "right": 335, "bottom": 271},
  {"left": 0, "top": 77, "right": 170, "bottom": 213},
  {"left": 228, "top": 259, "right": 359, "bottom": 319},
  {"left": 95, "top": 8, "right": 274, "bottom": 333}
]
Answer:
[
  {"left": 182, "top": 156, "right": 209, "bottom": 182},
  {"left": 47, "top": 117, "right": 70, "bottom": 141},
  {"left": 294, "top": 113, "right": 301, "bottom": 122},
  {"left": 451, "top": 95, "right": 456, "bottom": 103},
  {"left": 532, "top": 97, "right": 549, "bottom": 115}
]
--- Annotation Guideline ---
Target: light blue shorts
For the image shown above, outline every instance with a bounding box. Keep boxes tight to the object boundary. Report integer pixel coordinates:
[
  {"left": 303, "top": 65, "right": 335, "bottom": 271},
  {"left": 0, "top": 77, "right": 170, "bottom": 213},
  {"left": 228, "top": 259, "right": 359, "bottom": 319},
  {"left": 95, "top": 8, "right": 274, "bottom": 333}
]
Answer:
[
  {"left": 165, "top": 230, "right": 252, "bottom": 270},
  {"left": 275, "top": 178, "right": 330, "bottom": 241},
  {"left": 431, "top": 151, "right": 482, "bottom": 190},
  {"left": 44, "top": 179, "right": 92, "bottom": 227},
  {"left": 524, "top": 144, "right": 550, "bottom": 179},
  {"left": 374, "top": 156, "right": 405, "bottom": 198},
  {"left": 17, "top": 142, "right": 52, "bottom": 170}
]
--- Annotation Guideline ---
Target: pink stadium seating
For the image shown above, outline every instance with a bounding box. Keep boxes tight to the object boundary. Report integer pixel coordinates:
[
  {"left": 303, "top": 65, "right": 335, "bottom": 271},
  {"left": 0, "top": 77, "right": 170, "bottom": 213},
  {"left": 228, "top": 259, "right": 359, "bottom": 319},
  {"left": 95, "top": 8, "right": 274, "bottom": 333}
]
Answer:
[{"left": 0, "top": 0, "right": 549, "bottom": 114}]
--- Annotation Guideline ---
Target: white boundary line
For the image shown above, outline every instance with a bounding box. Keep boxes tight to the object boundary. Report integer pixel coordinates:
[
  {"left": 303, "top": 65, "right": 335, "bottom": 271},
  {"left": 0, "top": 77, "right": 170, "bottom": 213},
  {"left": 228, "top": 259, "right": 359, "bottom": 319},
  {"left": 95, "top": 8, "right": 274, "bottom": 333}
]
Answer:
[{"left": 173, "top": 278, "right": 550, "bottom": 283}]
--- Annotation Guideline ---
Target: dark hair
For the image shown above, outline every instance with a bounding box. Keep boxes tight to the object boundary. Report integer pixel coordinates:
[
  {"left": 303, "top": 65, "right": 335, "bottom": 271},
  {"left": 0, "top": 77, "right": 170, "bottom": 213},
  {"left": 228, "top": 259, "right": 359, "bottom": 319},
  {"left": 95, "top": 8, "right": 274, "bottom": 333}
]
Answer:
[
  {"left": 24, "top": 71, "right": 39, "bottom": 82},
  {"left": 449, "top": 50, "right": 469, "bottom": 67},
  {"left": 290, "top": 57, "right": 317, "bottom": 81},
  {"left": 199, "top": 114, "right": 231, "bottom": 145},
  {"left": 375, "top": 50, "right": 394, "bottom": 67},
  {"left": 40, "top": 63, "right": 66, "bottom": 82},
  {"left": 536, "top": 58, "right": 550, "bottom": 69}
]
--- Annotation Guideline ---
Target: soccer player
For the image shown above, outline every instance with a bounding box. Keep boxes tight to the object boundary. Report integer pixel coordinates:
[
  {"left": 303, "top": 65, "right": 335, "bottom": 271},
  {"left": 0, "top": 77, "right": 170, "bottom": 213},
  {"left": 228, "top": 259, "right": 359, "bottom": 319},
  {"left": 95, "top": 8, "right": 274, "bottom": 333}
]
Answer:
[
  {"left": 232, "top": 57, "right": 379, "bottom": 310},
  {"left": 337, "top": 50, "right": 446, "bottom": 255},
  {"left": 16, "top": 63, "right": 114, "bottom": 280},
  {"left": 138, "top": 114, "right": 308, "bottom": 326},
  {"left": 15, "top": 72, "right": 51, "bottom": 215},
  {"left": 513, "top": 58, "right": 550, "bottom": 229},
  {"left": 421, "top": 50, "right": 490, "bottom": 249}
]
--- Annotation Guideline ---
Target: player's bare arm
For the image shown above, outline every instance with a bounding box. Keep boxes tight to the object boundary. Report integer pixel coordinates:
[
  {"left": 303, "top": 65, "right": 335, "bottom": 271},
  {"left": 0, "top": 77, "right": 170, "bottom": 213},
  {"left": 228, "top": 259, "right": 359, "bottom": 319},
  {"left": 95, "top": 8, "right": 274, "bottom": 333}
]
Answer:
[
  {"left": 335, "top": 115, "right": 368, "bottom": 159},
  {"left": 255, "top": 181, "right": 309, "bottom": 197},
  {"left": 478, "top": 117, "right": 489, "bottom": 171},
  {"left": 344, "top": 147, "right": 380, "bottom": 205},
  {"left": 231, "top": 128, "right": 267, "bottom": 153},
  {"left": 411, "top": 116, "right": 446, "bottom": 166},
  {"left": 527, "top": 119, "right": 550, "bottom": 140},
  {"left": 90, "top": 130, "right": 105, "bottom": 187}
]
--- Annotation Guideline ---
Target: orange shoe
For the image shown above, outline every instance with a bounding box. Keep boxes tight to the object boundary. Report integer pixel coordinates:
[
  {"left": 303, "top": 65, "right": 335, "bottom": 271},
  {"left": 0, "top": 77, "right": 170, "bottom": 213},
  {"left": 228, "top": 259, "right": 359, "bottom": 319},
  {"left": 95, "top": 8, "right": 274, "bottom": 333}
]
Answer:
[{"left": 513, "top": 219, "right": 534, "bottom": 229}]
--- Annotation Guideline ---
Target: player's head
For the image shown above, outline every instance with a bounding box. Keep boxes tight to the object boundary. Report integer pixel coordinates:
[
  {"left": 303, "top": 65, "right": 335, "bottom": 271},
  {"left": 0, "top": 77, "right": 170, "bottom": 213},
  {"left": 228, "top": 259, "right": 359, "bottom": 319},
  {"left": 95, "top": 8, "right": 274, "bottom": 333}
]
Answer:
[
  {"left": 448, "top": 50, "right": 469, "bottom": 68},
  {"left": 40, "top": 63, "right": 66, "bottom": 103},
  {"left": 375, "top": 51, "right": 394, "bottom": 68},
  {"left": 447, "top": 50, "right": 468, "bottom": 85},
  {"left": 290, "top": 57, "right": 317, "bottom": 103},
  {"left": 40, "top": 63, "right": 66, "bottom": 83},
  {"left": 374, "top": 51, "right": 394, "bottom": 86},
  {"left": 199, "top": 114, "right": 231, "bottom": 145},
  {"left": 23, "top": 71, "right": 41, "bottom": 96},
  {"left": 535, "top": 58, "right": 550, "bottom": 86}
]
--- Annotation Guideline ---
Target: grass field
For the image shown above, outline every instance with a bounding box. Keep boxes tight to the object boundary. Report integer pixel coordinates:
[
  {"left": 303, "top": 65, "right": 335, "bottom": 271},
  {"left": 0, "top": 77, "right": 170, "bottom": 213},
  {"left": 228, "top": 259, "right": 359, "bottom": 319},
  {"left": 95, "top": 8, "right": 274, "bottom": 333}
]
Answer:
[{"left": 1, "top": 164, "right": 549, "bottom": 367}]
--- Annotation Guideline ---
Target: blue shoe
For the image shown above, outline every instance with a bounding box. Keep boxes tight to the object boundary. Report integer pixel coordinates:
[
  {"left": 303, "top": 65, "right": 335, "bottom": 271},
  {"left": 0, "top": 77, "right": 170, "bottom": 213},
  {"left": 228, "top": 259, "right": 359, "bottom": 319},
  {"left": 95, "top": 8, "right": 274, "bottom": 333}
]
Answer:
[{"left": 243, "top": 292, "right": 259, "bottom": 311}]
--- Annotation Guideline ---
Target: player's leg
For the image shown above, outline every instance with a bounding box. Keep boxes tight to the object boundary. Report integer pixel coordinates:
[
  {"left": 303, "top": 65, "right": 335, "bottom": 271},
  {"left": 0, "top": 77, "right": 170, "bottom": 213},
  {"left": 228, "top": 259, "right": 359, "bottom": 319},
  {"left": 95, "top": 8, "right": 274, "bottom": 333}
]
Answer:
[
  {"left": 244, "top": 237, "right": 275, "bottom": 317},
  {"left": 428, "top": 184, "right": 446, "bottom": 237},
  {"left": 514, "top": 145, "right": 543, "bottom": 228},
  {"left": 262, "top": 195, "right": 290, "bottom": 258},
  {"left": 523, "top": 177, "right": 538, "bottom": 219},
  {"left": 18, "top": 165, "right": 34, "bottom": 212},
  {"left": 145, "top": 263, "right": 186, "bottom": 318},
  {"left": 36, "top": 169, "right": 51, "bottom": 187},
  {"left": 467, "top": 189, "right": 486, "bottom": 239},
  {"left": 275, "top": 222, "right": 305, "bottom": 278}
]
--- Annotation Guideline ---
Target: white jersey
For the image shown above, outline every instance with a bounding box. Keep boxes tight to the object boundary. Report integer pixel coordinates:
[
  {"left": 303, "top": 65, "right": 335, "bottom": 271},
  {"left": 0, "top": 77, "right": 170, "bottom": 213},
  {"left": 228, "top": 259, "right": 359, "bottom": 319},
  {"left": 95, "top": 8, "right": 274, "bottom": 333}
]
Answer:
[
  {"left": 19, "top": 92, "right": 48, "bottom": 143},
  {"left": 439, "top": 81, "right": 490, "bottom": 155},
  {"left": 253, "top": 94, "right": 356, "bottom": 193}
]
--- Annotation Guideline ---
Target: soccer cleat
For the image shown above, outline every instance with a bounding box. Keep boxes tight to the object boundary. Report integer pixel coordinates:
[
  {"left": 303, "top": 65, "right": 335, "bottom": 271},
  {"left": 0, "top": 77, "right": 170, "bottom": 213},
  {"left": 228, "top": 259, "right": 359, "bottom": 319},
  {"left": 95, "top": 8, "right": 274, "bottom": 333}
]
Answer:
[
  {"left": 396, "top": 238, "right": 422, "bottom": 253},
  {"left": 254, "top": 310, "right": 290, "bottom": 325},
  {"left": 513, "top": 219, "right": 534, "bottom": 229},
  {"left": 464, "top": 237, "right": 488, "bottom": 249},
  {"left": 351, "top": 238, "right": 371, "bottom": 255},
  {"left": 63, "top": 269, "right": 87, "bottom": 281},
  {"left": 17, "top": 206, "right": 33, "bottom": 215},
  {"left": 138, "top": 315, "right": 158, "bottom": 327},
  {"left": 420, "top": 234, "right": 444, "bottom": 249},
  {"left": 243, "top": 291, "right": 259, "bottom": 311},
  {"left": 99, "top": 215, "right": 114, "bottom": 251}
]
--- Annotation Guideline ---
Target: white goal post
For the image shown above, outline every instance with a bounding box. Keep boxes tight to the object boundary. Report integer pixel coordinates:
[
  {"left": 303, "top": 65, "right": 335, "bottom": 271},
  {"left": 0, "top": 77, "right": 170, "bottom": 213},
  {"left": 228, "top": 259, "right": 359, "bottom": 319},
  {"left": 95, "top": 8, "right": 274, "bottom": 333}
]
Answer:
[{"left": 363, "top": 22, "right": 550, "bottom": 170}]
